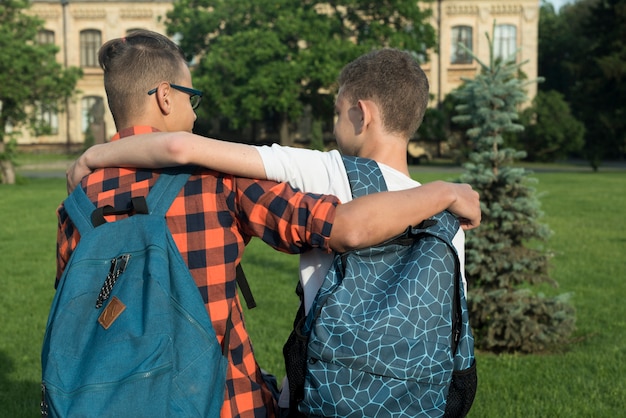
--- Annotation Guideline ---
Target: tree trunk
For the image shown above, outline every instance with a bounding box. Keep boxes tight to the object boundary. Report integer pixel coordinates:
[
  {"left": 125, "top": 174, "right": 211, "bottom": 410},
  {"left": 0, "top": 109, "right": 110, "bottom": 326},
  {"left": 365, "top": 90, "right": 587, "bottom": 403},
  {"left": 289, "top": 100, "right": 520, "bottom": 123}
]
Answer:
[
  {"left": 1, "top": 159, "right": 16, "bottom": 185},
  {"left": 278, "top": 113, "right": 293, "bottom": 146},
  {"left": 0, "top": 139, "right": 16, "bottom": 184}
]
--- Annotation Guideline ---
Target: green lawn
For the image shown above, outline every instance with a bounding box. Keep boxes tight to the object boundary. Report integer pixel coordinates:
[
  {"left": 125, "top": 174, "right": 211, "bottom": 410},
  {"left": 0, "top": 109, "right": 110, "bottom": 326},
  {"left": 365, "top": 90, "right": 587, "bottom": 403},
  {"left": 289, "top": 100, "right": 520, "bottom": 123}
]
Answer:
[{"left": 1, "top": 168, "right": 624, "bottom": 417}]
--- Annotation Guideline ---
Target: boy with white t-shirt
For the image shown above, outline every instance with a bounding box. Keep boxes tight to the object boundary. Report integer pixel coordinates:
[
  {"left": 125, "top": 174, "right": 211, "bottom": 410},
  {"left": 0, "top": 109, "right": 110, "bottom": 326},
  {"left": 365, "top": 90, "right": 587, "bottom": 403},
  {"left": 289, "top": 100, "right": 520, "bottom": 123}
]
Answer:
[{"left": 256, "top": 144, "right": 467, "bottom": 315}]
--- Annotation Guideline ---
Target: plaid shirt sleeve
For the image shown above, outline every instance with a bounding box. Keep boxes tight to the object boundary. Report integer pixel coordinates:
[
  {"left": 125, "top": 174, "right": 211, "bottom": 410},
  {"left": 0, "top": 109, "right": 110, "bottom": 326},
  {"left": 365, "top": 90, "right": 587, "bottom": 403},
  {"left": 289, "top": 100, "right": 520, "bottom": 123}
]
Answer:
[{"left": 231, "top": 177, "right": 338, "bottom": 254}]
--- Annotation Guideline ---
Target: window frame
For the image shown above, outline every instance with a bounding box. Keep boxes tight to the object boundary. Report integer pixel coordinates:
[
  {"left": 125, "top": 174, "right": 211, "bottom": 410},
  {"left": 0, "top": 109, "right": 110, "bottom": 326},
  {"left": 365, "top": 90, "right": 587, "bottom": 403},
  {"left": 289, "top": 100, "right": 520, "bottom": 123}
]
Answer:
[
  {"left": 494, "top": 24, "right": 517, "bottom": 62},
  {"left": 81, "top": 96, "right": 105, "bottom": 134},
  {"left": 35, "top": 103, "right": 59, "bottom": 136},
  {"left": 36, "top": 29, "right": 55, "bottom": 45},
  {"left": 80, "top": 29, "right": 102, "bottom": 68},
  {"left": 450, "top": 25, "right": 473, "bottom": 65}
]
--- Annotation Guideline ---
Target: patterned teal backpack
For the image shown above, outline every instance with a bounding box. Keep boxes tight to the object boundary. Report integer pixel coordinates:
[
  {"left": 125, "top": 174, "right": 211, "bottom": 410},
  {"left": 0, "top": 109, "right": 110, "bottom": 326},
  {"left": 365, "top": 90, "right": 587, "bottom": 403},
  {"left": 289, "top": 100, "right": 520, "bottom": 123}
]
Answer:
[
  {"left": 41, "top": 169, "right": 227, "bottom": 417},
  {"left": 283, "top": 156, "right": 477, "bottom": 417}
]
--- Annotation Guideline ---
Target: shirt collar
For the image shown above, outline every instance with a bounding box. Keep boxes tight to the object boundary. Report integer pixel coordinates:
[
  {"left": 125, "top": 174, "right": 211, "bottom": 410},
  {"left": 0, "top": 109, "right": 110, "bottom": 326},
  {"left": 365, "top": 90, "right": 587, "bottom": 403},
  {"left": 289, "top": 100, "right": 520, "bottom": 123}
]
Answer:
[{"left": 111, "top": 126, "right": 161, "bottom": 141}]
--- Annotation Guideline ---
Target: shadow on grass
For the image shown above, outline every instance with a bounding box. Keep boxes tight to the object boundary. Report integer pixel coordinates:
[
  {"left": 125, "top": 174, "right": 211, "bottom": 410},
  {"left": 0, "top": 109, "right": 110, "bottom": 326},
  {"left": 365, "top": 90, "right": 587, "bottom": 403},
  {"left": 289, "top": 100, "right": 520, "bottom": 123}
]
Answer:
[{"left": 0, "top": 350, "right": 42, "bottom": 417}]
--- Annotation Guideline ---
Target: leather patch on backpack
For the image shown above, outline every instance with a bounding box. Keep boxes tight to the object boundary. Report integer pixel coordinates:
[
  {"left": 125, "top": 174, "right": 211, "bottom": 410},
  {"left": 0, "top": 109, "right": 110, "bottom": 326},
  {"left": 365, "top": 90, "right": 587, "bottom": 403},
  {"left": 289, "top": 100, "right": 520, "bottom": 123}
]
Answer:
[{"left": 98, "top": 296, "right": 126, "bottom": 330}]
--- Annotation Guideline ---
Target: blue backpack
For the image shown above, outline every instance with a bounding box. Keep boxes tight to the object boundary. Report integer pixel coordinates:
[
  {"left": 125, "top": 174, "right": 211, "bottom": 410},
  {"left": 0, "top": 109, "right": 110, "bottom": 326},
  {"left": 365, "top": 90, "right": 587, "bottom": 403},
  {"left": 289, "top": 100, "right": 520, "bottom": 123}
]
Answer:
[
  {"left": 41, "top": 170, "right": 227, "bottom": 417},
  {"left": 284, "top": 156, "right": 477, "bottom": 417}
]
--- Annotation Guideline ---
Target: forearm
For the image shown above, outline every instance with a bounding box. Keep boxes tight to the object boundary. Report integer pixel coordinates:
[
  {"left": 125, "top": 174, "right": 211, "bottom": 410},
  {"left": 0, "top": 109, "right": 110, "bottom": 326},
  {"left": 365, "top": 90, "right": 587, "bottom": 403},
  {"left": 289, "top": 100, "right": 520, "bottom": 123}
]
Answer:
[
  {"left": 87, "top": 132, "right": 266, "bottom": 177},
  {"left": 68, "top": 132, "right": 268, "bottom": 193},
  {"left": 156, "top": 132, "right": 267, "bottom": 178},
  {"left": 330, "top": 181, "right": 479, "bottom": 253}
]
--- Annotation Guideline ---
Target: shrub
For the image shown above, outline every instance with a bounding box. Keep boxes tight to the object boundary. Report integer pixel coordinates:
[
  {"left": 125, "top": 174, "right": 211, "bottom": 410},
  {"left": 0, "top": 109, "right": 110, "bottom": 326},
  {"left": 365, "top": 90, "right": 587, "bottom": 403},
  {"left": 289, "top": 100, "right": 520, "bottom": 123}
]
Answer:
[{"left": 515, "top": 90, "right": 585, "bottom": 162}]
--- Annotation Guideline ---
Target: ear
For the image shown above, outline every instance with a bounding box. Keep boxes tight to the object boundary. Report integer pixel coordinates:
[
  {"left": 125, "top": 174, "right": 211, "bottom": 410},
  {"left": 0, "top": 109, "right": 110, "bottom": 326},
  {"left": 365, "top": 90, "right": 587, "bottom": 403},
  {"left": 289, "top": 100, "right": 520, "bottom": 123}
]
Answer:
[
  {"left": 154, "top": 82, "right": 173, "bottom": 115},
  {"left": 357, "top": 99, "right": 376, "bottom": 130},
  {"left": 348, "top": 101, "right": 365, "bottom": 135}
]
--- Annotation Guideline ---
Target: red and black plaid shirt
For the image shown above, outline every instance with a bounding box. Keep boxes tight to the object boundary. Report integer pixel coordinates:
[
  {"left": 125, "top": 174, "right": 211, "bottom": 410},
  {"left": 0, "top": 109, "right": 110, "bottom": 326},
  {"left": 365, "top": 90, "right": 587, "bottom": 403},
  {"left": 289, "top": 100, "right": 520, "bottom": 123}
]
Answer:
[{"left": 56, "top": 126, "right": 339, "bottom": 417}]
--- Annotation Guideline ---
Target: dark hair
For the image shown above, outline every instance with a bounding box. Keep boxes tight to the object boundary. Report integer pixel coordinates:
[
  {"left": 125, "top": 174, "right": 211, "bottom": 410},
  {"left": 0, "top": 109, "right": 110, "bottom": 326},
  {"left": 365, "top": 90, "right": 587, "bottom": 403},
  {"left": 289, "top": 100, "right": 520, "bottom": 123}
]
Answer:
[
  {"left": 98, "top": 30, "right": 187, "bottom": 126},
  {"left": 338, "top": 48, "right": 429, "bottom": 138}
]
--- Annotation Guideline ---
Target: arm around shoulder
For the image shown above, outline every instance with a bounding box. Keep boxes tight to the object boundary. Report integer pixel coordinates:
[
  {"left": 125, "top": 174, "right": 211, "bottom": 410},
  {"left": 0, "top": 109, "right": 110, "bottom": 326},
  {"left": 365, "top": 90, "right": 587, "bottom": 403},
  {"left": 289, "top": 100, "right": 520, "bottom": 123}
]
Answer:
[
  {"left": 66, "top": 132, "right": 269, "bottom": 193},
  {"left": 162, "top": 133, "right": 267, "bottom": 179},
  {"left": 329, "top": 181, "right": 480, "bottom": 253}
]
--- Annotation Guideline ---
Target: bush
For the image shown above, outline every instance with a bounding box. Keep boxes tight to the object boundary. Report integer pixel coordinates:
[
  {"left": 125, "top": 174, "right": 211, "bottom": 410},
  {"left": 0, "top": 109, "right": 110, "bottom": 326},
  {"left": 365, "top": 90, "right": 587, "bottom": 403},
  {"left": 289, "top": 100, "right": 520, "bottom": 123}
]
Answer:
[
  {"left": 470, "top": 289, "right": 576, "bottom": 353},
  {"left": 515, "top": 90, "right": 585, "bottom": 162}
]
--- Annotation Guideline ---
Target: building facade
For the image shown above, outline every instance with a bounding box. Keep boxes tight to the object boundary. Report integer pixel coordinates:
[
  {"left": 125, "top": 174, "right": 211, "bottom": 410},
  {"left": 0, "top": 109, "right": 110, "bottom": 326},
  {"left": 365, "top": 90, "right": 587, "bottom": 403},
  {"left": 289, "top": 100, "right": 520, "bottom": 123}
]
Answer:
[
  {"left": 425, "top": 0, "right": 539, "bottom": 109},
  {"left": 21, "top": 0, "right": 539, "bottom": 151},
  {"left": 24, "top": 0, "right": 172, "bottom": 151}
]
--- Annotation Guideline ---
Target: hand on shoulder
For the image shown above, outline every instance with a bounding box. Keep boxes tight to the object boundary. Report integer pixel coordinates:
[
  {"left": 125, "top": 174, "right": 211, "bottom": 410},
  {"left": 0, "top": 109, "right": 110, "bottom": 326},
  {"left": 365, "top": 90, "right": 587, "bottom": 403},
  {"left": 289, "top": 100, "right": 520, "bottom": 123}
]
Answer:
[
  {"left": 447, "top": 183, "right": 481, "bottom": 230},
  {"left": 66, "top": 146, "right": 98, "bottom": 194}
]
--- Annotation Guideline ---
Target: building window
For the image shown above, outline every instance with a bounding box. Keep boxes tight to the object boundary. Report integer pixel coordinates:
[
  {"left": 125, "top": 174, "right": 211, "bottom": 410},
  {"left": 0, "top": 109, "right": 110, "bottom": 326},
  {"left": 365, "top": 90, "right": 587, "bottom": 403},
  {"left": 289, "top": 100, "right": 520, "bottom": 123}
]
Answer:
[
  {"left": 82, "top": 96, "right": 106, "bottom": 144},
  {"left": 37, "top": 29, "right": 55, "bottom": 45},
  {"left": 35, "top": 103, "right": 59, "bottom": 135},
  {"left": 451, "top": 25, "right": 473, "bottom": 64},
  {"left": 80, "top": 29, "right": 101, "bottom": 67},
  {"left": 494, "top": 24, "right": 517, "bottom": 61}
]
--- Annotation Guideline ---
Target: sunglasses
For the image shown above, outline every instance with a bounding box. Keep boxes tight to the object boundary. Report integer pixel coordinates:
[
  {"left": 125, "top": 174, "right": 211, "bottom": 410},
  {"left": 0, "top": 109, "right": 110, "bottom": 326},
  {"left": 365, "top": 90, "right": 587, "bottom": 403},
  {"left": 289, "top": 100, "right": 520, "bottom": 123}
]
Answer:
[{"left": 147, "top": 83, "right": 203, "bottom": 110}]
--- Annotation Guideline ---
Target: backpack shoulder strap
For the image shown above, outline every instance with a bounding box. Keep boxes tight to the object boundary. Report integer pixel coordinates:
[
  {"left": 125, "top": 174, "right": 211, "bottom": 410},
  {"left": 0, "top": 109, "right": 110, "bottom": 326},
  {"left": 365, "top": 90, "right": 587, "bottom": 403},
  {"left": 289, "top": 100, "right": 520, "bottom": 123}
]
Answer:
[
  {"left": 63, "top": 168, "right": 192, "bottom": 234},
  {"left": 146, "top": 168, "right": 193, "bottom": 217},
  {"left": 147, "top": 168, "right": 257, "bottom": 310},
  {"left": 342, "top": 155, "right": 388, "bottom": 196},
  {"left": 63, "top": 186, "right": 97, "bottom": 236}
]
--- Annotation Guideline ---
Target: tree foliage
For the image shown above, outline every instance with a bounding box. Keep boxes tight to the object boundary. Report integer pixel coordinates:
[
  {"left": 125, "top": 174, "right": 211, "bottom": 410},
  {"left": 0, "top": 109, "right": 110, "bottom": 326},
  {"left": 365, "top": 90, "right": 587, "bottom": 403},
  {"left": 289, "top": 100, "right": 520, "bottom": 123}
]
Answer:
[
  {"left": 537, "top": 1, "right": 589, "bottom": 95},
  {"left": 0, "top": 0, "right": 82, "bottom": 183},
  {"left": 538, "top": 0, "right": 625, "bottom": 168},
  {"left": 570, "top": 0, "right": 626, "bottom": 168},
  {"left": 452, "top": 26, "right": 576, "bottom": 353},
  {"left": 515, "top": 90, "right": 585, "bottom": 162},
  {"left": 165, "top": 0, "right": 436, "bottom": 145}
]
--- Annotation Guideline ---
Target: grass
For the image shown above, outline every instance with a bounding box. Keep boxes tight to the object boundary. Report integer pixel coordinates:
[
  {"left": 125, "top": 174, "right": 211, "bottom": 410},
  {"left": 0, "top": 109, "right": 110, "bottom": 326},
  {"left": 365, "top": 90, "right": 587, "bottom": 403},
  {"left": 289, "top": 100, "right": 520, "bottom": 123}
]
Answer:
[
  {"left": 0, "top": 178, "right": 65, "bottom": 416},
  {"left": 14, "top": 152, "right": 77, "bottom": 165},
  {"left": 405, "top": 169, "right": 626, "bottom": 416},
  {"left": 1, "top": 167, "right": 625, "bottom": 417}
]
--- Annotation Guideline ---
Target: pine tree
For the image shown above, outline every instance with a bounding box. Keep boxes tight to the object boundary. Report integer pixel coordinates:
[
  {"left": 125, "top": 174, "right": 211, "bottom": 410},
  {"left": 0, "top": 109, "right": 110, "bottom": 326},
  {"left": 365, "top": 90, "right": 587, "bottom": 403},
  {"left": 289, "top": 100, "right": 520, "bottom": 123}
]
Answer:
[{"left": 452, "top": 25, "right": 576, "bottom": 353}]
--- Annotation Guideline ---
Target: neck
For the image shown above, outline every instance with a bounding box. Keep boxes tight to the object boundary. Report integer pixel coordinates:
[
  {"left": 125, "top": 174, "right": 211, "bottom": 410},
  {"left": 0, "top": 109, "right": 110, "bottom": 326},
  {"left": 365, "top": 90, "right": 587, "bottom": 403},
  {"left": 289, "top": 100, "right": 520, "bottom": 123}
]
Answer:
[{"left": 357, "top": 134, "right": 410, "bottom": 177}]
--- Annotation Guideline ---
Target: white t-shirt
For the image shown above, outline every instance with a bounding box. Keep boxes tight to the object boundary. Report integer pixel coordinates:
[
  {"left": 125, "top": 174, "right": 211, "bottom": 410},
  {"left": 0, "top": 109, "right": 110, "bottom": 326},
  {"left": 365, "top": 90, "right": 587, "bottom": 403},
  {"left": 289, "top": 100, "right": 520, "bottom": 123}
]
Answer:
[{"left": 257, "top": 144, "right": 466, "bottom": 314}]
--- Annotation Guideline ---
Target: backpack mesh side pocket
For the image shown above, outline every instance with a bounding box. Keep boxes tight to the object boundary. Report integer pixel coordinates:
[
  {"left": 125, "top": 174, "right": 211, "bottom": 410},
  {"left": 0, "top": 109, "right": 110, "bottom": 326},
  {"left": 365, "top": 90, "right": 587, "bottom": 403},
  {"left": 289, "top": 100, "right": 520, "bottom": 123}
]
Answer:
[{"left": 444, "top": 359, "right": 477, "bottom": 418}]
